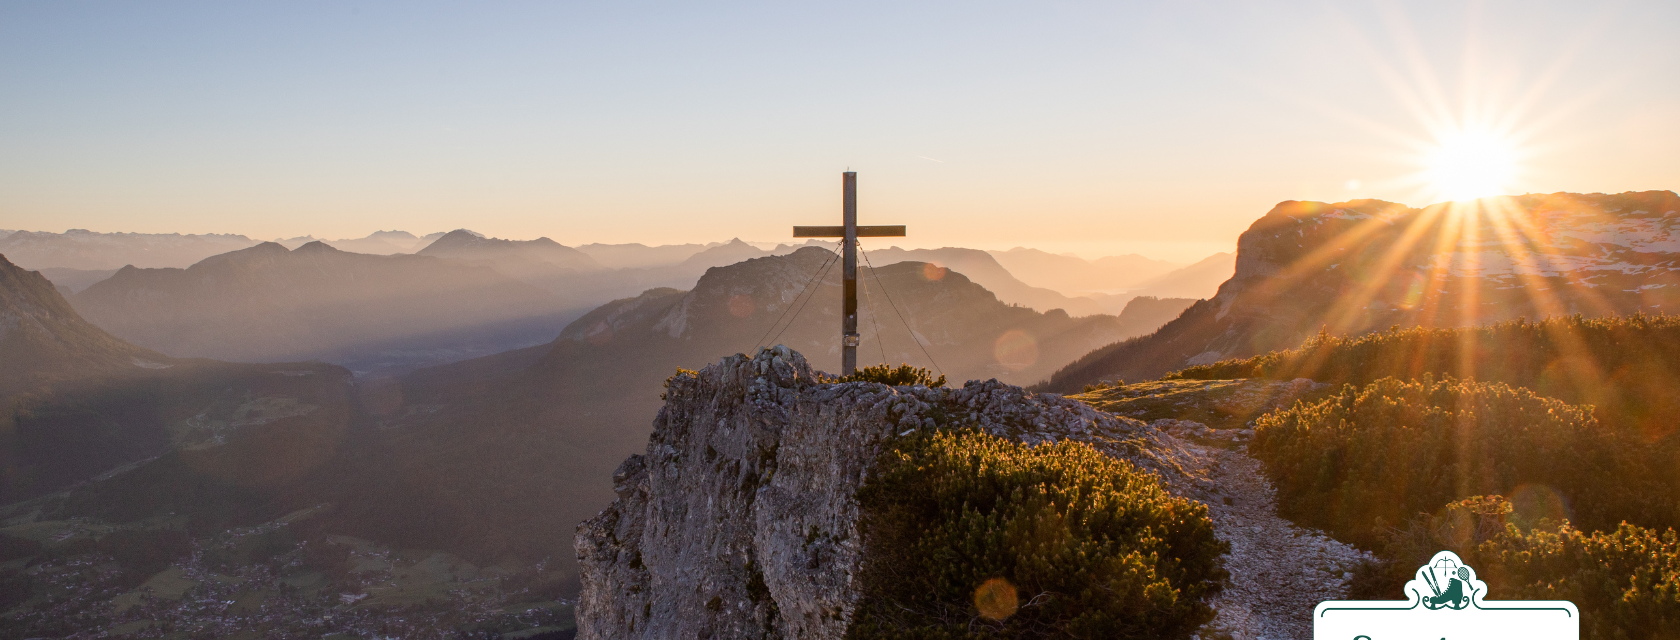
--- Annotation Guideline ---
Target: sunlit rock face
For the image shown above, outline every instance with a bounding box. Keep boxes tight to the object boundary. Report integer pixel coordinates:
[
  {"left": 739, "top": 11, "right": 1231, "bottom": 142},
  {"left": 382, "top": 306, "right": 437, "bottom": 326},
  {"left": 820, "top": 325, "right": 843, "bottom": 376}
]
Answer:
[
  {"left": 573, "top": 346, "right": 1194, "bottom": 639},
  {"left": 1040, "top": 190, "right": 1680, "bottom": 391}
]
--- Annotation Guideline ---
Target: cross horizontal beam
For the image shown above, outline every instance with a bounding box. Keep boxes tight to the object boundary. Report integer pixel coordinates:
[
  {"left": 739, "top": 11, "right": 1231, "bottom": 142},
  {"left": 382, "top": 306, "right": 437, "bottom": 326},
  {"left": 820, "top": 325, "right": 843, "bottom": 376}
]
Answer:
[{"left": 792, "top": 225, "right": 906, "bottom": 238}]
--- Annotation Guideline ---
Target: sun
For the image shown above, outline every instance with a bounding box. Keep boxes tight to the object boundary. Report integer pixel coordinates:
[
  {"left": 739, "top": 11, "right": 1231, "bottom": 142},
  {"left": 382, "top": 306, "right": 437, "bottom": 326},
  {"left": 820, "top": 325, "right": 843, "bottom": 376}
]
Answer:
[{"left": 1424, "top": 129, "right": 1519, "bottom": 202}]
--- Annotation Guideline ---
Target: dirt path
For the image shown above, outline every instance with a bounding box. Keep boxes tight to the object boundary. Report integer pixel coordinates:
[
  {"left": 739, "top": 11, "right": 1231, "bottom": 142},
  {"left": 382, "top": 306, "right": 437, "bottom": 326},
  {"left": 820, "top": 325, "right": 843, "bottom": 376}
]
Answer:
[
  {"left": 1143, "top": 419, "right": 1373, "bottom": 639},
  {"left": 1191, "top": 441, "right": 1372, "bottom": 639}
]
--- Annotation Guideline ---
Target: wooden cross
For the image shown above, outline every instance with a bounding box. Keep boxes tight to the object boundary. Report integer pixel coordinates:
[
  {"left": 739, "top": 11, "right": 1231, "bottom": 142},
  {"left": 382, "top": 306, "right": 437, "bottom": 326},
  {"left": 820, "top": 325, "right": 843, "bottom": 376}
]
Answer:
[{"left": 793, "top": 171, "right": 906, "bottom": 375}]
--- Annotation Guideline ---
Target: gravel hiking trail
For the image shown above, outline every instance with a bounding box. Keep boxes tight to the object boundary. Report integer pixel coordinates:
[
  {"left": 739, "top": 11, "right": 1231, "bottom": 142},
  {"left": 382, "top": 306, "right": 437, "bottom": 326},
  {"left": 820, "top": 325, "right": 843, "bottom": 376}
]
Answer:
[{"left": 1152, "top": 421, "right": 1373, "bottom": 640}]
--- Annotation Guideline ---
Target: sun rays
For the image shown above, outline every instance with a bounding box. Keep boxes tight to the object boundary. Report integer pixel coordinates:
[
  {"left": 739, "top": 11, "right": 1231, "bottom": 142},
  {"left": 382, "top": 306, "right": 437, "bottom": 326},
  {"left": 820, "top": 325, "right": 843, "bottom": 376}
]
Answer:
[
  {"left": 1243, "top": 190, "right": 1642, "bottom": 390},
  {"left": 1228, "top": 3, "right": 1646, "bottom": 385}
]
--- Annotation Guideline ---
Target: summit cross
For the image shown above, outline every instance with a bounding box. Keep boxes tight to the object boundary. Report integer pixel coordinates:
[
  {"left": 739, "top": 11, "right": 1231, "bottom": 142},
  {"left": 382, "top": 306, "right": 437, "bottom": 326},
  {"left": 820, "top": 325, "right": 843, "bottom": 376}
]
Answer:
[{"left": 792, "top": 171, "right": 906, "bottom": 376}]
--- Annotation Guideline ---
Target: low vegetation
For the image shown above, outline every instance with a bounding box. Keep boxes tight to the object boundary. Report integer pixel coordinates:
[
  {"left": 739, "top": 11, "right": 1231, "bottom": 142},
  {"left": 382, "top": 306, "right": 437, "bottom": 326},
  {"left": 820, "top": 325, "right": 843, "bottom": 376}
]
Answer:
[
  {"left": 1204, "top": 320, "right": 1680, "bottom": 639},
  {"left": 1355, "top": 495, "right": 1680, "bottom": 640},
  {"left": 848, "top": 429, "right": 1226, "bottom": 639},
  {"left": 1250, "top": 375, "right": 1663, "bottom": 549},
  {"left": 1167, "top": 314, "right": 1680, "bottom": 437},
  {"left": 825, "top": 363, "right": 948, "bottom": 388}
]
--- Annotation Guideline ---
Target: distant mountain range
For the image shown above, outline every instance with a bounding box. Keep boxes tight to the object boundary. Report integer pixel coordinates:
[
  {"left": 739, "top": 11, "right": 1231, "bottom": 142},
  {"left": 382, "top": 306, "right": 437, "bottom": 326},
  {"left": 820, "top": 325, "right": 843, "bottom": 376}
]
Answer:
[
  {"left": 1083, "top": 252, "right": 1235, "bottom": 313},
  {"left": 10, "top": 226, "right": 1222, "bottom": 310},
  {"left": 576, "top": 241, "right": 723, "bottom": 269},
  {"left": 1040, "top": 190, "right": 1680, "bottom": 391},
  {"left": 70, "top": 241, "right": 578, "bottom": 373},
  {"left": 989, "top": 247, "right": 1182, "bottom": 293},
  {"left": 0, "top": 229, "right": 260, "bottom": 270},
  {"left": 278, "top": 230, "right": 447, "bottom": 254}
]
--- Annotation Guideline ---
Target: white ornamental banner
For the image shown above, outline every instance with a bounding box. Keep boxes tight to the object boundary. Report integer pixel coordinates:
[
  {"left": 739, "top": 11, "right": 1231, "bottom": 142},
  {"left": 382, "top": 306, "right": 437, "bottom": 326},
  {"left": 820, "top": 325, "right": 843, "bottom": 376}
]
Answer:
[{"left": 1314, "top": 551, "right": 1578, "bottom": 639}]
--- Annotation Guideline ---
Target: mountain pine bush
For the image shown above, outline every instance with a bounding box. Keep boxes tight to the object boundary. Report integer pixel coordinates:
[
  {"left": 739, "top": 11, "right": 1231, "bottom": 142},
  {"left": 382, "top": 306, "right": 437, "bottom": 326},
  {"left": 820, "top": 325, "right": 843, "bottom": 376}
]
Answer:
[
  {"left": 826, "top": 363, "right": 947, "bottom": 388},
  {"left": 1356, "top": 496, "right": 1680, "bottom": 640},
  {"left": 1166, "top": 314, "right": 1680, "bottom": 438},
  {"left": 848, "top": 429, "right": 1226, "bottom": 639},
  {"left": 1475, "top": 522, "right": 1680, "bottom": 640},
  {"left": 1250, "top": 376, "right": 1663, "bottom": 548}
]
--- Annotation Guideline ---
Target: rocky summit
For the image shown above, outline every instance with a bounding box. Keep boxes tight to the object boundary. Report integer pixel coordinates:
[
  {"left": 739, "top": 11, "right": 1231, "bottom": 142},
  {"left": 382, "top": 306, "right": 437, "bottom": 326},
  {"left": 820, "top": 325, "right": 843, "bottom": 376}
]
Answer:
[{"left": 574, "top": 346, "right": 1366, "bottom": 638}]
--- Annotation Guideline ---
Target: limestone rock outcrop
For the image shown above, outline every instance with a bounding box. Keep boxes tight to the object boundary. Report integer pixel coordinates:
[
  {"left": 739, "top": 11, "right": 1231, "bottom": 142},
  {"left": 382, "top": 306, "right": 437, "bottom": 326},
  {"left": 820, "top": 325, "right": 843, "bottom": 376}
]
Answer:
[{"left": 574, "top": 346, "right": 1197, "bottom": 639}]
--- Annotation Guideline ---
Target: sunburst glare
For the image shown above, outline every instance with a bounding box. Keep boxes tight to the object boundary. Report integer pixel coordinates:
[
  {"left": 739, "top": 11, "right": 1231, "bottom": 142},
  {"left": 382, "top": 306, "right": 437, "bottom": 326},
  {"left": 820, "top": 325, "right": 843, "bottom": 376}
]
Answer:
[{"left": 1424, "top": 129, "right": 1520, "bottom": 202}]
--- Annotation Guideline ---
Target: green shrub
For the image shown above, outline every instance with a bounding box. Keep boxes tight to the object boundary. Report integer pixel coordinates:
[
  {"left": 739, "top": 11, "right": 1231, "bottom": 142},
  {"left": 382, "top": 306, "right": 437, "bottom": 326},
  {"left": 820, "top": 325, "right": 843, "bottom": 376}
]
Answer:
[
  {"left": 1475, "top": 522, "right": 1680, "bottom": 640},
  {"left": 1351, "top": 495, "right": 1680, "bottom": 640},
  {"left": 1166, "top": 315, "right": 1680, "bottom": 437},
  {"left": 1251, "top": 376, "right": 1661, "bottom": 549},
  {"left": 848, "top": 429, "right": 1226, "bottom": 639},
  {"left": 827, "top": 363, "right": 947, "bottom": 388}
]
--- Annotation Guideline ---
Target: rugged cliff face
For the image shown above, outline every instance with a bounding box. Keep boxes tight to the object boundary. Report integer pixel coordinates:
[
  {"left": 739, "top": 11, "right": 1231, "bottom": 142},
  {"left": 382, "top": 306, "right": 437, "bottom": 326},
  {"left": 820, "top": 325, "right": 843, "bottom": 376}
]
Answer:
[
  {"left": 574, "top": 346, "right": 1201, "bottom": 639},
  {"left": 1040, "top": 191, "right": 1680, "bottom": 391}
]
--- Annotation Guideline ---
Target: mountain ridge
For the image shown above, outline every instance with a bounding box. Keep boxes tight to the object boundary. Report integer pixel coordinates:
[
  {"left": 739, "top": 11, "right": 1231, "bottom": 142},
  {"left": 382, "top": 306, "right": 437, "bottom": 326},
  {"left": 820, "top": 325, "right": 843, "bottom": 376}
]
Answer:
[{"left": 1040, "top": 190, "right": 1680, "bottom": 391}]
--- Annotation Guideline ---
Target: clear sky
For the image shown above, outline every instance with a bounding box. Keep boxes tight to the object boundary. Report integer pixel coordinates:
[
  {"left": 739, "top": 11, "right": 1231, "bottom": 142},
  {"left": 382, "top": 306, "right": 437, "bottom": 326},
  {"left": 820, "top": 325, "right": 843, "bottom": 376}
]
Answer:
[{"left": 2, "top": 1, "right": 1675, "bottom": 262}]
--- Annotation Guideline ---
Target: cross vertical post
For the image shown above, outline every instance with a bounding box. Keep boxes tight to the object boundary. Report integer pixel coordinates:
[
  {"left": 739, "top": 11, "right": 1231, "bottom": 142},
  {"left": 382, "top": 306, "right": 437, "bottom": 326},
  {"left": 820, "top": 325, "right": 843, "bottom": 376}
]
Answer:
[
  {"left": 841, "top": 171, "right": 859, "bottom": 375},
  {"left": 792, "top": 172, "right": 906, "bottom": 376}
]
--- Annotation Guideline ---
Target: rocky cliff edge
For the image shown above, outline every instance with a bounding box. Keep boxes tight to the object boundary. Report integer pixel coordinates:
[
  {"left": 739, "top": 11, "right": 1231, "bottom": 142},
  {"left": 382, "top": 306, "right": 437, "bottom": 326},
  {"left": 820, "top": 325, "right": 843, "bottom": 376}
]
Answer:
[{"left": 574, "top": 345, "right": 1205, "bottom": 639}]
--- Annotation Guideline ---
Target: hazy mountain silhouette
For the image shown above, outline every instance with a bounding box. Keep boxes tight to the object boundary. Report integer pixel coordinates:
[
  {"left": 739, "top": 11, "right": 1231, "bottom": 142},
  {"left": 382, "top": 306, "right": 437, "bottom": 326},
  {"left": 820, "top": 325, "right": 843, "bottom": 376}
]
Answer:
[
  {"left": 0, "top": 229, "right": 259, "bottom": 270},
  {"left": 0, "top": 253, "right": 355, "bottom": 506},
  {"left": 416, "top": 229, "right": 607, "bottom": 275},
  {"left": 861, "top": 246, "right": 1106, "bottom": 316},
  {"left": 322, "top": 230, "right": 434, "bottom": 255},
  {"left": 575, "top": 241, "right": 721, "bottom": 269},
  {"left": 1041, "top": 191, "right": 1680, "bottom": 391},
  {"left": 1084, "top": 252, "right": 1236, "bottom": 313},
  {"left": 990, "top": 247, "right": 1182, "bottom": 294},
  {"left": 69, "top": 241, "right": 577, "bottom": 373},
  {"left": 34, "top": 267, "right": 118, "bottom": 297},
  {"left": 1111, "top": 296, "right": 1198, "bottom": 337},
  {"left": 1132, "top": 252, "right": 1235, "bottom": 298}
]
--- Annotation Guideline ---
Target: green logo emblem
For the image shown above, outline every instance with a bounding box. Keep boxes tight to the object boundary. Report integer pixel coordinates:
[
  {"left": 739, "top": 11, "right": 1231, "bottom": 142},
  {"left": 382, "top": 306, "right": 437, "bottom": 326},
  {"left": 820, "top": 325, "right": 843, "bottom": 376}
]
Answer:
[{"left": 1416, "top": 556, "right": 1473, "bottom": 610}]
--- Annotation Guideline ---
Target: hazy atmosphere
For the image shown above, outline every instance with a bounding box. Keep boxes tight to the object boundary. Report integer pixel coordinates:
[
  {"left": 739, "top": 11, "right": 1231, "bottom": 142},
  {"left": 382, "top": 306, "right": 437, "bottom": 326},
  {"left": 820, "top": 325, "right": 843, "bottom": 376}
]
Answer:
[
  {"left": 4, "top": 1, "right": 1676, "bottom": 260},
  {"left": 2, "top": 2, "right": 1678, "bottom": 639}
]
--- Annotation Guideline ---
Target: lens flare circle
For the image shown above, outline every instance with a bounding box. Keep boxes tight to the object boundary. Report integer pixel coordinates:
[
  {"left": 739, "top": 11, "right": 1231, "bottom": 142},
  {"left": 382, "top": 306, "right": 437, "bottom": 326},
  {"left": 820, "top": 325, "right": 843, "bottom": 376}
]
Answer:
[
  {"left": 727, "top": 294, "right": 754, "bottom": 318},
  {"left": 973, "top": 577, "right": 1019, "bottom": 621},
  {"left": 993, "top": 330, "right": 1039, "bottom": 370},
  {"left": 1425, "top": 130, "right": 1517, "bottom": 202}
]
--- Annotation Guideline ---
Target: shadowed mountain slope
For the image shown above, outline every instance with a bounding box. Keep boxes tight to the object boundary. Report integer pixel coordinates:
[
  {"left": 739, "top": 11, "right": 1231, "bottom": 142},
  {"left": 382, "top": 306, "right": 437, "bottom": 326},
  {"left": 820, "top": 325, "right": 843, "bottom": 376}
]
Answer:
[
  {"left": 69, "top": 241, "right": 575, "bottom": 372},
  {"left": 0, "top": 253, "right": 355, "bottom": 507},
  {"left": 1040, "top": 191, "right": 1680, "bottom": 391},
  {"left": 0, "top": 255, "right": 165, "bottom": 395}
]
